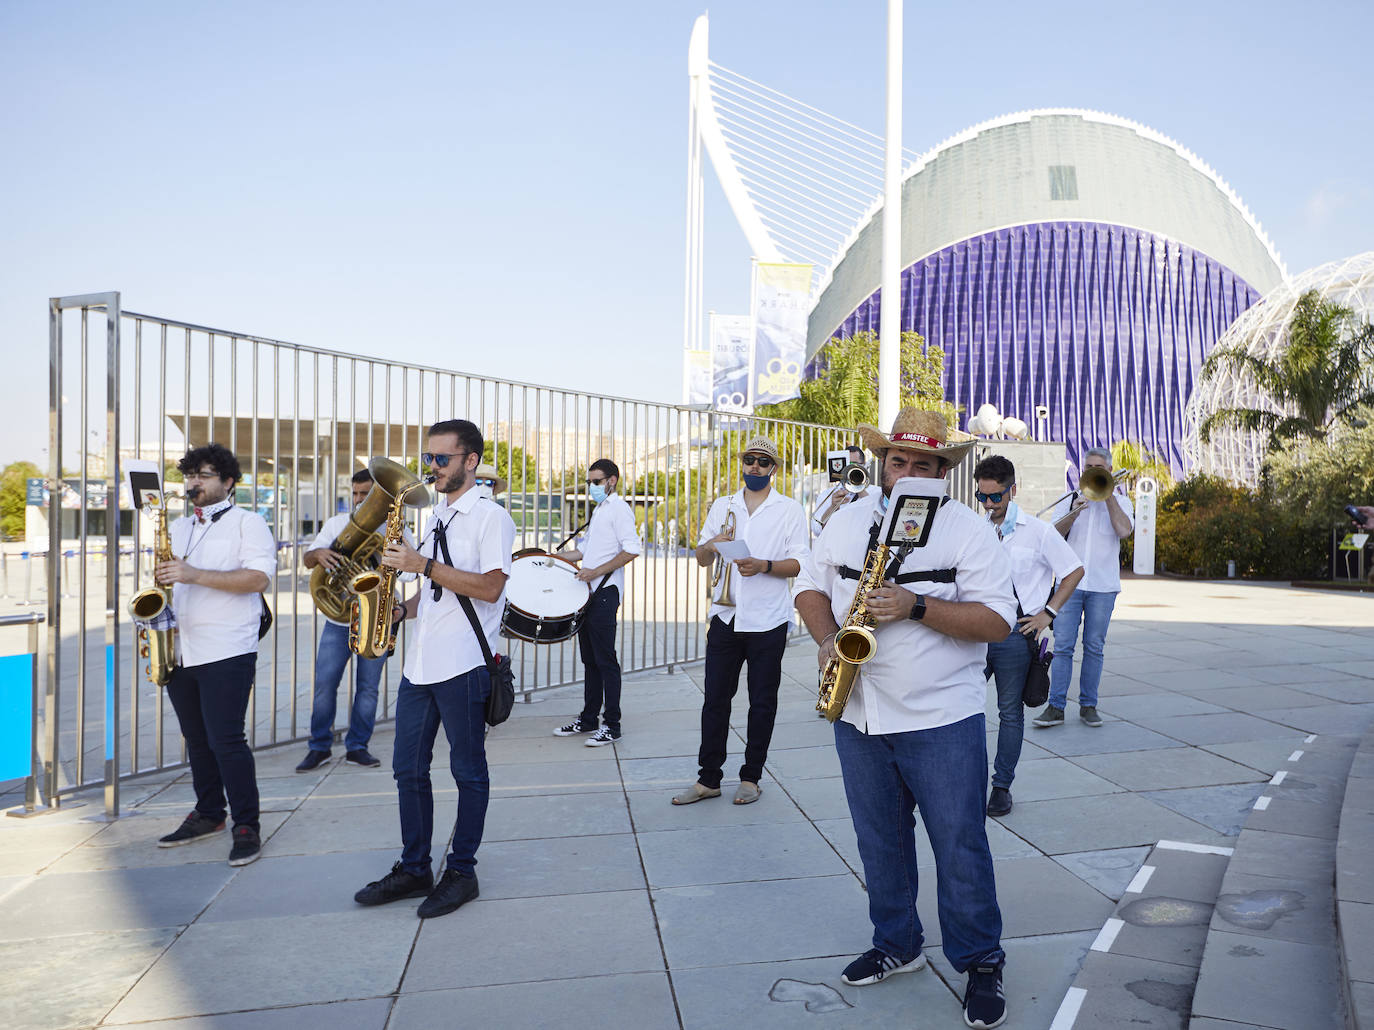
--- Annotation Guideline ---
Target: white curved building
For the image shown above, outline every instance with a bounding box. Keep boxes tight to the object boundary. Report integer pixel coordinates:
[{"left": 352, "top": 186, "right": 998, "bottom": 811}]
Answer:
[{"left": 1184, "top": 251, "right": 1374, "bottom": 480}]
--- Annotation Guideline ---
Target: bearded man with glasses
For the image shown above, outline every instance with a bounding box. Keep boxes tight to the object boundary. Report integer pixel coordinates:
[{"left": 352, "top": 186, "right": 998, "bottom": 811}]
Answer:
[
  {"left": 552, "top": 458, "right": 641, "bottom": 746},
  {"left": 672, "top": 436, "right": 809, "bottom": 806}
]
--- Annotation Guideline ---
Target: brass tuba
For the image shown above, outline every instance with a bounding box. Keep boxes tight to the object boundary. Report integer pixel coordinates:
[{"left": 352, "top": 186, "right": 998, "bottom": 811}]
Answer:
[
  {"left": 128, "top": 493, "right": 179, "bottom": 686},
  {"left": 816, "top": 541, "right": 890, "bottom": 722},
  {"left": 309, "top": 458, "right": 425, "bottom": 621},
  {"left": 347, "top": 458, "right": 429, "bottom": 659},
  {"left": 709, "top": 508, "right": 737, "bottom": 608}
]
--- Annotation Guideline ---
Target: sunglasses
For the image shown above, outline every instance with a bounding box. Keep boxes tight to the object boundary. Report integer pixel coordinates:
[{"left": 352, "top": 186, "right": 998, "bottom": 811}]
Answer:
[
  {"left": 587, "top": 476, "right": 606, "bottom": 486},
  {"left": 422, "top": 451, "right": 467, "bottom": 469},
  {"left": 975, "top": 490, "right": 1008, "bottom": 504},
  {"left": 741, "top": 455, "right": 775, "bottom": 469}
]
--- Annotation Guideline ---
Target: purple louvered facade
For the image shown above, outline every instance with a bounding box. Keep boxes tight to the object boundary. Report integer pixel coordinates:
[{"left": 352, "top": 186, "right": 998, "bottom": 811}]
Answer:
[{"left": 835, "top": 221, "right": 1264, "bottom": 476}]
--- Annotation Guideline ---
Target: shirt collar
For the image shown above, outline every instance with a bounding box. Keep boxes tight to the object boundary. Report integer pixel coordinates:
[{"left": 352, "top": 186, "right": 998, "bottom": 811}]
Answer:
[
  {"left": 194, "top": 498, "right": 233, "bottom": 523},
  {"left": 435, "top": 486, "right": 482, "bottom": 518}
]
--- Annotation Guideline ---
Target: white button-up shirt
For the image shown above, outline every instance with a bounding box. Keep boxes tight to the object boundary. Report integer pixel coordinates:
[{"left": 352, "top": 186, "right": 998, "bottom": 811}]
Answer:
[
  {"left": 575, "top": 493, "right": 642, "bottom": 596},
  {"left": 992, "top": 505, "right": 1083, "bottom": 614},
  {"left": 403, "top": 488, "right": 516, "bottom": 684},
  {"left": 308, "top": 513, "right": 417, "bottom": 627},
  {"left": 795, "top": 491, "right": 1016, "bottom": 735},
  {"left": 169, "top": 507, "right": 278, "bottom": 668},
  {"left": 1051, "top": 489, "right": 1134, "bottom": 592},
  {"left": 700, "top": 488, "right": 811, "bottom": 632}
]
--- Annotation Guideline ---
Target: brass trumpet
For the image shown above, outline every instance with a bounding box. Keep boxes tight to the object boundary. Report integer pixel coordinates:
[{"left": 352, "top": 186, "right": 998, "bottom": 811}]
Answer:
[{"left": 709, "top": 509, "right": 737, "bottom": 608}]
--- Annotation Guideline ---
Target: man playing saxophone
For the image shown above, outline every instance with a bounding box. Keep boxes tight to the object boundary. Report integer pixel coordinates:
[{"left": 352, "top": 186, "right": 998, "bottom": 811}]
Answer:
[
  {"left": 154, "top": 444, "right": 276, "bottom": 868},
  {"left": 295, "top": 467, "right": 417, "bottom": 773},
  {"left": 793, "top": 408, "right": 1016, "bottom": 1029},
  {"left": 353, "top": 419, "right": 515, "bottom": 920}
]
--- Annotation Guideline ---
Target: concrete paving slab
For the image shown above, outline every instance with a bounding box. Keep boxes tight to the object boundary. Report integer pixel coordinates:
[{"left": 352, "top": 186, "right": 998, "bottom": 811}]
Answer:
[
  {"left": 604, "top": 727, "right": 705, "bottom": 760},
  {"left": 637, "top": 821, "right": 847, "bottom": 888},
  {"left": 483, "top": 791, "right": 632, "bottom": 841},
  {"left": 1105, "top": 666, "right": 1253, "bottom": 692},
  {"left": 1286, "top": 678, "right": 1374, "bottom": 703},
  {"left": 653, "top": 875, "right": 872, "bottom": 969},
  {"left": 998, "top": 792, "right": 1233, "bottom": 855},
  {"left": 0, "top": 927, "right": 178, "bottom": 1030},
  {"left": 476, "top": 832, "right": 644, "bottom": 900},
  {"left": 994, "top": 856, "right": 1118, "bottom": 936},
  {"left": 1224, "top": 829, "right": 1336, "bottom": 883},
  {"left": 48, "top": 812, "right": 292, "bottom": 872},
  {"left": 0, "top": 846, "right": 76, "bottom": 876},
  {"left": 1140, "top": 783, "right": 1266, "bottom": 836},
  {"left": 1128, "top": 848, "right": 1230, "bottom": 905},
  {"left": 813, "top": 817, "right": 861, "bottom": 873},
  {"left": 1211, "top": 869, "right": 1336, "bottom": 948},
  {"left": 1098, "top": 694, "right": 1230, "bottom": 719},
  {"left": 1191, "top": 930, "right": 1342, "bottom": 1029},
  {"left": 1050, "top": 846, "right": 1151, "bottom": 901},
  {"left": 486, "top": 759, "right": 626, "bottom": 797},
  {"left": 760, "top": 744, "right": 842, "bottom": 780},
  {"left": 264, "top": 800, "right": 403, "bottom": 857},
  {"left": 1198, "top": 684, "right": 1335, "bottom": 711},
  {"left": 1107, "top": 908, "right": 1211, "bottom": 969},
  {"left": 672, "top": 954, "right": 963, "bottom": 1030},
  {"left": 1339, "top": 900, "right": 1374, "bottom": 983},
  {"left": 620, "top": 755, "right": 775, "bottom": 793},
  {"left": 1027, "top": 721, "right": 1183, "bottom": 757},
  {"left": 763, "top": 715, "right": 841, "bottom": 750},
  {"left": 389, "top": 972, "right": 677, "bottom": 1030},
  {"left": 1200, "top": 737, "right": 1310, "bottom": 775},
  {"left": 1072, "top": 747, "right": 1266, "bottom": 792},
  {"left": 1318, "top": 660, "right": 1374, "bottom": 679},
  {"left": 1006, "top": 757, "right": 1126, "bottom": 802},
  {"left": 625, "top": 780, "right": 805, "bottom": 832},
  {"left": 0, "top": 862, "right": 236, "bottom": 939},
  {"left": 1057, "top": 949, "right": 1198, "bottom": 1028},
  {"left": 1133, "top": 712, "right": 1303, "bottom": 746},
  {"left": 107, "top": 908, "right": 419, "bottom": 1022},
  {"left": 200, "top": 848, "right": 399, "bottom": 922},
  {"left": 1257, "top": 703, "right": 1374, "bottom": 736},
  {"left": 1246, "top": 790, "right": 1343, "bottom": 840},
  {"left": 102, "top": 998, "right": 393, "bottom": 1030},
  {"left": 484, "top": 734, "right": 623, "bottom": 765},
  {"left": 402, "top": 889, "right": 662, "bottom": 991}
]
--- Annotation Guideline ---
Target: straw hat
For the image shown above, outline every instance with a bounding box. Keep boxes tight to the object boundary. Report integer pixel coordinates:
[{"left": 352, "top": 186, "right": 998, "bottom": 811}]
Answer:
[
  {"left": 856, "top": 407, "right": 976, "bottom": 467},
  {"left": 740, "top": 435, "right": 782, "bottom": 466},
  {"left": 473, "top": 462, "right": 507, "bottom": 494}
]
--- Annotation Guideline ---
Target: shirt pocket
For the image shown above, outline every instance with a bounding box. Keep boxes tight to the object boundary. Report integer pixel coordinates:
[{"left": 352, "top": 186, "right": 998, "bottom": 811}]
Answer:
[{"left": 442, "top": 530, "right": 480, "bottom": 573}]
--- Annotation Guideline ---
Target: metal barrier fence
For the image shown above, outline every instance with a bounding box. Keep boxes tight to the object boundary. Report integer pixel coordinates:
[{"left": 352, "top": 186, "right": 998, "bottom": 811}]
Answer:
[{"left": 34, "top": 291, "right": 973, "bottom": 817}]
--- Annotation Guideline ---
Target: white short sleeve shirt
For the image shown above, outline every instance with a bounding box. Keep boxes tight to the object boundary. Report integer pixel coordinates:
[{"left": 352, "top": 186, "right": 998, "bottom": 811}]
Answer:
[
  {"left": 1051, "top": 488, "right": 1134, "bottom": 592},
  {"left": 576, "top": 493, "right": 642, "bottom": 596},
  {"left": 699, "top": 489, "right": 811, "bottom": 632},
  {"left": 994, "top": 507, "right": 1084, "bottom": 613}
]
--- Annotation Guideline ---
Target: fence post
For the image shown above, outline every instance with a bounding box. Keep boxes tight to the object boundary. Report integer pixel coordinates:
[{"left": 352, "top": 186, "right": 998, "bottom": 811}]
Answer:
[{"left": 3, "top": 612, "right": 48, "bottom": 817}]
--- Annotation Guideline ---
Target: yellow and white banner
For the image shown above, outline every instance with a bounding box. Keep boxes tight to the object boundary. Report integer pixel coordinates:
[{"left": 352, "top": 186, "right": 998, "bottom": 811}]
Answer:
[{"left": 752, "top": 262, "right": 811, "bottom": 406}]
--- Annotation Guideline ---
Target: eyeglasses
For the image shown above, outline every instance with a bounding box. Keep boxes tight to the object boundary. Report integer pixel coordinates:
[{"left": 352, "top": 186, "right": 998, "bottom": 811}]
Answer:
[
  {"left": 587, "top": 476, "right": 606, "bottom": 486},
  {"left": 422, "top": 451, "right": 467, "bottom": 469},
  {"left": 476, "top": 478, "right": 495, "bottom": 487},
  {"left": 975, "top": 489, "right": 1009, "bottom": 504},
  {"left": 184, "top": 469, "right": 220, "bottom": 481},
  {"left": 741, "top": 455, "right": 774, "bottom": 469}
]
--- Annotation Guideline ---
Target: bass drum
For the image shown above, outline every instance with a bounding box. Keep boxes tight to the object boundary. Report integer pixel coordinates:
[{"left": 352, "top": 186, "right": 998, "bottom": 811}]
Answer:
[{"left": 501, "top": 553, "right": 591, "bottom": 644}]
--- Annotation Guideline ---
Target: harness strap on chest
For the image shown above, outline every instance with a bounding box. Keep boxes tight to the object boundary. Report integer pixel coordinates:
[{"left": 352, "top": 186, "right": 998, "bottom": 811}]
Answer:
[{"left": 836, "top": 565, "right": 957, "bottom": 584}]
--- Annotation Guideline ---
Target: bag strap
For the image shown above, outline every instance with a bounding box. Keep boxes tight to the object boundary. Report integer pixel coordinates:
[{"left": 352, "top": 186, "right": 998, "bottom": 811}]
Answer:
[{"left": 455, "top": 593, "right": 498, "bottom": 672}]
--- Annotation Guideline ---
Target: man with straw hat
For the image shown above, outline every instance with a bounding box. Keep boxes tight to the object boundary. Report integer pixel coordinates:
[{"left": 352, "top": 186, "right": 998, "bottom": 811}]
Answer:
[
  {"left": 794, "top": 407, "right": 1016, "bottom": 1029},
  {"left": 672, "top": 434, "right": 810, "bottom": 807},
  {"left": 472, "top": 463, "right": 507, "bottom": 500}
]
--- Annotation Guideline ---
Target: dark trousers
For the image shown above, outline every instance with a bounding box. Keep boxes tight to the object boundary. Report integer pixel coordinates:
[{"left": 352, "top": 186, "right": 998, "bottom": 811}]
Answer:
[
  {"left": 577, "top": 586, "right": 621, "bottom": 733},
  {"left": 392, "top": 667, "right": 491, "bottom": 876},
  {"left": 697, "top": 616, "right": 788, "bottom": 789},
  {"left": 165, "top": 652, "right": 260, "bottom": 832}
]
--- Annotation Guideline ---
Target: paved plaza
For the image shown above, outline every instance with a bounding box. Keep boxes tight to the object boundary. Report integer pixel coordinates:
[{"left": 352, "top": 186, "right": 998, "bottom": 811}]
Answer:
[{"left": 0, "top": 577, "right": 1371, "bottom": 1029}]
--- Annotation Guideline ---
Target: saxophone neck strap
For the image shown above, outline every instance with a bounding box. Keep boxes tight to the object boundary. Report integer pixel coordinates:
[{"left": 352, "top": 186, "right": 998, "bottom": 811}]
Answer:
[{"left": 429, "top": 512, "right": 460, "bottom": 601}]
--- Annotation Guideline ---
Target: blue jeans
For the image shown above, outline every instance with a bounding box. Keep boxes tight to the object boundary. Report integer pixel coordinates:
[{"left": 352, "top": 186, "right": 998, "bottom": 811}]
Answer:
[
  {"left": 834, "top": 714, "right": 1005, "bottom": 973},
  {"left": 985, "top": 630, "right": 1031, "bottom": 790},
  {"left": 1049, "top": 589, "right": 1118, "bottom": 710},
  {"left": 308, "top": 621, "right": 385, "bottom": 753},
  {"left": 392, "top": 667, "right": 490, "bottom": 877}
]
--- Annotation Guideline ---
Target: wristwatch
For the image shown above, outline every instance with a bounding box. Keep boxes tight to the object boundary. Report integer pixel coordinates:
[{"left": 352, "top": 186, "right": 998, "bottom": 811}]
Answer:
[
  {"left": 908, "top": 594, "right": 927, "bottom": 622},
  {"left": 423, "top": 557, "right": 434, "bottom": 578}
]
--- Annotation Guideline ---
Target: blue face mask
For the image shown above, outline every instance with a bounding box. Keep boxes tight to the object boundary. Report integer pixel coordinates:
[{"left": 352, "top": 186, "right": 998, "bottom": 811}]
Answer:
[
  {"left": 589, "top": 484, "right": 607, "bottom": 504},
  {"left": 742, "top": 472, "right": 771, "bottom": 492},
  {"left": 879, "top": 492, "right": 891, "bottom": 512}
]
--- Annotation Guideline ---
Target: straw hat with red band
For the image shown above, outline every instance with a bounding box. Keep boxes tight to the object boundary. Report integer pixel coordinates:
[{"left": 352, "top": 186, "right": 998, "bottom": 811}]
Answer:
[
  {"left": 473, "top": 462, "right": 508, "bottom": 494},
  {"left": 856, "top": 407, "right": 976, "bottom": 467}
]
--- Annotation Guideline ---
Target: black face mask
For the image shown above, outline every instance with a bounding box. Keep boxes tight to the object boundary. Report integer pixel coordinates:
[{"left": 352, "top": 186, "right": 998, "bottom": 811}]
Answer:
[{"left": 743, "top": 472, "right": 771, "bottom": 492}]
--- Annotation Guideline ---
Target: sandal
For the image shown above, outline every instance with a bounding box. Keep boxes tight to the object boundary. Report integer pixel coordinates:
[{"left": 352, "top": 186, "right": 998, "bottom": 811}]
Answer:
[
  {"left": 733, "top": 781, "right": 762, "bottom": 805},
  {"left": 671, "top": 782, "right": 722, "bottom": 805}
]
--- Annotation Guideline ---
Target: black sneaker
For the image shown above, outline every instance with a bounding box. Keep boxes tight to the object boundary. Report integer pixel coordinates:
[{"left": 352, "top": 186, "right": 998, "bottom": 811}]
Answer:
[
  {"left": 354, "top": 862, "right": 435, "bottom": 906},
  {"left": 986, "top": 786, "right": 1013, "bottom": 818},
  {"left": 417, "top": 869, "right": 480, "bottom": 919},
  {"left": 157, "top": 811, "right": 226, "bottom": 848},
  {"left": 1031, "top": 705, "right": 1064, "bottom": 728},
  {"left": 1080, "top": 706, "right": 1103, "bottom": 727},
  {"left": 295, "top": 749, "right": 332, "bottom": 773},
  {"left": 345, "top": 748, "right": 382, "bottom": 767},
  {"left": 585, "top": 727, "right": 622, "bottom": 747},
  {"left": 963, "top": 962, "right": 1006, "bottom": 1028},
  {"left": 227, "top": 826, "right": 262, "bottom": 867},
  {"left": 553, "top": 721, "right": 595, "bottom": 737},
  {"left": 840, "top": 947, "right": 926, "bottom": 985}
]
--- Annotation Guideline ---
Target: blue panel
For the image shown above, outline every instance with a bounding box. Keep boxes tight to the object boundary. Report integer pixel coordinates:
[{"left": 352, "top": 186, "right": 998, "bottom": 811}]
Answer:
[
  {"left": 105, "top": 644, "right": 115, "bottom": 761},
  {"left": 831, "top": 222, "right": 1264, "bottom": 483},
  {"left": 0, "top": 653, "right": 34, "bottom": 782}
]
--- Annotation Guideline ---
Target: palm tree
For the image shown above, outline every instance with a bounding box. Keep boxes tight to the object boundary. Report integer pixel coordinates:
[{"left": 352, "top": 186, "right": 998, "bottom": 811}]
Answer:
[{"left": 1198, "top": 290, "right": 1374, "bottom": 446}]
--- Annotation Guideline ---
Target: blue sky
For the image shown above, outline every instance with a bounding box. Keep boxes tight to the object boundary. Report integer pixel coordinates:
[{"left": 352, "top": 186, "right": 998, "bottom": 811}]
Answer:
[{"left": 2, "top": 0, "right": 1371, "bottom": 465}]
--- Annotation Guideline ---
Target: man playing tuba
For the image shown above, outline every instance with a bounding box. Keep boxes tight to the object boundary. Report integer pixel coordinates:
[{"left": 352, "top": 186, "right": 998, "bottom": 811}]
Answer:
[
  {"left": 296, "top": 466, "right": 417, "bottom": 773},
  {"left": 792, "top": 409, "right": 1016, "bottom": 1029}
]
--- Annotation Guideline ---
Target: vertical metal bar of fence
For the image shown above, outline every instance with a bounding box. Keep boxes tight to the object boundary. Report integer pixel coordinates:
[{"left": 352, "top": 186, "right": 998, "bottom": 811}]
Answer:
[
  {"left": 45, "top": 299, "right": 63, "bottom": 807},
  {"left": 76, "top": 307, "right": 88, "bottom": 788},
  {"left": 249, "top": 341, "right": 260, "bottom": 748},
  {"left": 103, "top": 295, "right": 122, "bottom": 817},
  {"left": 271, "top": 346, "right": 281, "bottom": 742},
  {"left": 290, "top": 349, "right": 300, "bottom": 739},
  {"left": 156, "top": 323, "right": 168, "bottom": 767},
  {"left": 130, "top": 319, "right": 142, "bottom": 775}
]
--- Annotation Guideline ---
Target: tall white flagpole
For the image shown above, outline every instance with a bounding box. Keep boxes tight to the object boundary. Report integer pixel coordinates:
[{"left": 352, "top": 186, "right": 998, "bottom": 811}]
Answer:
[{"left": 878, "top": 0, "right": 903, "bottom": 430}]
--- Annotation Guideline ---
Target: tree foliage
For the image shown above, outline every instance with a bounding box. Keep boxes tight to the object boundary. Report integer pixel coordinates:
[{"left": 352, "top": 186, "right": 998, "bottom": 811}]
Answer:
[
  {"left": 482, "top": 441, "right": 538, "bottom": 490},
  {"left": 1111, "top": 440, "right": 1175, "bottom": 493},
  {"left": 0, "top": 461, "right": 42, "bottom": 540},
  {"left": 1199, "top": 290, "right": 1374, "bottom": 446}
]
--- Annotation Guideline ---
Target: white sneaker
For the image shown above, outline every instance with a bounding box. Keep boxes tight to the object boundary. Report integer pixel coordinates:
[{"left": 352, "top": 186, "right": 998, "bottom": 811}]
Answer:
[{"left": 585, "top": 727, "right": 622, "bottom": 747}]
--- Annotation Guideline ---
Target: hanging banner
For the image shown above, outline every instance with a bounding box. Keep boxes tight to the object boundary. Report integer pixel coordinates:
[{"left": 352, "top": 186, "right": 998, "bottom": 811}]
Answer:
[
  {"left": 752, "top": 262, "right": 811, "bottom": 406},
  {"left": 684, "top": 350, "right": 713, "bottom": 407},
  {"left": 711, "top": 314, "right": 753, "bottom": 414}
]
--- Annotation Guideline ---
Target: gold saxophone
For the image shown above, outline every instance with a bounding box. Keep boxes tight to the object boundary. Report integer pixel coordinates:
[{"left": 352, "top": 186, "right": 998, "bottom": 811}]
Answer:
[
  {"left": 816, "top": 542, "right": 890, "bottom": 722},
  {"left": 128, "top": 496, "right": 178, "bottom": 686},
  {"left": 347, "top": 459, "right": 428, "bottom": 659}
]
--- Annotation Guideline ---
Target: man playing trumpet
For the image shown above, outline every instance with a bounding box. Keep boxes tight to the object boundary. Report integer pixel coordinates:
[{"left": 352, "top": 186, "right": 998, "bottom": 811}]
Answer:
[{"left": 793, "top": 409, "right": 1016, "bottom": 1029}]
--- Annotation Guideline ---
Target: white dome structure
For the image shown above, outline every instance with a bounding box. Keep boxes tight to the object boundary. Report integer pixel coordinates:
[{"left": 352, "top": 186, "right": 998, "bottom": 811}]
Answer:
[{"left": 1183, "top": 251, "right": 1374, "bottom": 481}]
